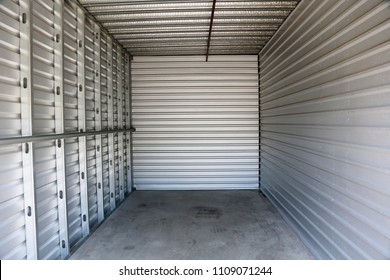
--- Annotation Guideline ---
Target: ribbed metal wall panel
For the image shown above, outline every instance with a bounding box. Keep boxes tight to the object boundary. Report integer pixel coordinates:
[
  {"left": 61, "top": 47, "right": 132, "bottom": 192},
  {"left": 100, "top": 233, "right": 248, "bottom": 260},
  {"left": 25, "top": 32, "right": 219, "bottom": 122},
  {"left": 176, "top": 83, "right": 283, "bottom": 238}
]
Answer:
[
  {"left": 259, "top": 0, "right": 390, "bottom": 259},
  {"left": 86, "top": 135, "right": 98, "bottom": 227},
  {"left": 112, "top": 44, "right": 119, "bottom": 202},
  {"left": 114, "top": 133, "right": 120, "bottom": 202},
  {"left": 0, "top": 0, "right": 21, "bottom": 138},
  {"left": 84, "top": 17, "right": 99, "bottom": 229},
  {"left": 124, "top": 54, "right": 132, "bottom": 195},
  {"left": 0, "top": 0, "right": 132, "bottom": 259},
  {"left": 64, "top": 2, "right": 78, "bottom": 133},
  {"left": 85, "top": 18, "right": 97, "bottom": 131},
  {"left": 34, "top": 140, "right": 61, "bottom": 259},
  {"left": 0, "top": 144, "right": 26, "bottom": 259},
  {"left": 100, "top": 31, "right": 112, "bottom": 214},
  {"left": 0, "top": 0, "right": 27, "bottom": 260},
  {"left": 101, "top": 134, "right": 111, "bottom": 214},
  {"left": 132, "top": 55, "right": 259, "bottom": 190},
  {"left": 112, "top": 43, "right": 119, "bottom": 129},
  {"left": 63, "top": 1, "right": 83, "bottom": 250},
  {"left": 31, "top": 0, "right": 63, "bottom": 260},
  {"left": 100, "top": 32, "right": 109, "bottom": 131},
  {"left": 64, "top": 137, "right": 83, "bottom": 248},
  {"left": 32, "top": 0, "right": 55, "bottom": 135}
]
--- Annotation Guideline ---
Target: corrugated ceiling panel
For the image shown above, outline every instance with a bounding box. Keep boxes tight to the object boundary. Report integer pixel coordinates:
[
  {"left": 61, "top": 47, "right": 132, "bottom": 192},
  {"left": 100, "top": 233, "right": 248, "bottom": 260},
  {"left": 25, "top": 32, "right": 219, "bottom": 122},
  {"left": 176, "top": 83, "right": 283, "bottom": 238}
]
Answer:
[
  {"left": 259, "top": 0, "right": 390, "bottom": 259},
  {"left": 78, "top": 0, "right": 299, "bottom": 56},
  {"left": 132, "top": 55, "right": 259, "bottom": 190}
]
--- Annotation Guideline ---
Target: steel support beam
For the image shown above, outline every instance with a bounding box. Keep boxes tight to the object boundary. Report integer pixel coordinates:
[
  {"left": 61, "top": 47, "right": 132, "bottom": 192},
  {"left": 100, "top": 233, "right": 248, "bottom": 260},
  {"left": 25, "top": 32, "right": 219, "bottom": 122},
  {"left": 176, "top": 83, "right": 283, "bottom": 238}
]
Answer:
[
  {"left": 77, "top": 6, "right": 90, "bottom": 238},
  {"left": 107, "top": 36, "right": 116, "bottom": 212},
  {"left": 205, "top": 0, "right": 217, "bottom": 62},
  {"left": 20, "top": 0, "right": 38, "bottom": 260},
  {"left": 117, "top": 46, "right": 125, "bottom": 202},
  {"left": 54, "top": 0, "right": 70, "bottom": 259},
  {"left": 93, "top": 23, "right": 104, "bottom": 224},
  {"left": 125, "top": 54, "right": 132, "bottom": 194}
]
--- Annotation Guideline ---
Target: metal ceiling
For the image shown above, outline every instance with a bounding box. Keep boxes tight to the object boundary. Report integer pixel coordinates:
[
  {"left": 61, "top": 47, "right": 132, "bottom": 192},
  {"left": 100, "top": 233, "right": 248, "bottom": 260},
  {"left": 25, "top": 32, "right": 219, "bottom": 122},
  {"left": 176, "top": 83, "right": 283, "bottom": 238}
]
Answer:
[{"left": 78, "top": 0, "right": 299, "bottom": 56}]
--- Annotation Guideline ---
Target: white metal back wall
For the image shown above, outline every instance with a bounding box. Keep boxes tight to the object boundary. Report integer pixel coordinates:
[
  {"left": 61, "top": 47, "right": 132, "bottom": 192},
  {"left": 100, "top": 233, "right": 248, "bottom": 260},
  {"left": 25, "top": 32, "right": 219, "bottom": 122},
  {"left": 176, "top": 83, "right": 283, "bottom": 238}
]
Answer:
[
  {"left": 132, "top": 55, "right": 259, "bottom": 190},
  {"left": 259, "top": 0, "right": 390, "bottom": 259},
  {"left": 0, "top": 0, "right": 132, "bottom": 259}
]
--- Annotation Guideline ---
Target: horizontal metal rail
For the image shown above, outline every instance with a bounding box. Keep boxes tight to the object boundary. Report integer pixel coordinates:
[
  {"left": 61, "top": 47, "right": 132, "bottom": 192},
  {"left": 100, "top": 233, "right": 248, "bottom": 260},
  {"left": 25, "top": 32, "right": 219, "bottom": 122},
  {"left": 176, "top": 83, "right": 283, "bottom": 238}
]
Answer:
[{"left": 0, "top": 128, "right": 136, "bottom": 145}]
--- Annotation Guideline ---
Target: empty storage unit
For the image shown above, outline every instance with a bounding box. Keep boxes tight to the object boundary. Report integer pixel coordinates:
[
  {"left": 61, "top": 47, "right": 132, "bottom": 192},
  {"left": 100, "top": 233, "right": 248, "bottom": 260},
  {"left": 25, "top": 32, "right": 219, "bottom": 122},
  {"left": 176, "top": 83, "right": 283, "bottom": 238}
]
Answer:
[{"left": 0, "top": 0, "right": 389, "bottom": 260}]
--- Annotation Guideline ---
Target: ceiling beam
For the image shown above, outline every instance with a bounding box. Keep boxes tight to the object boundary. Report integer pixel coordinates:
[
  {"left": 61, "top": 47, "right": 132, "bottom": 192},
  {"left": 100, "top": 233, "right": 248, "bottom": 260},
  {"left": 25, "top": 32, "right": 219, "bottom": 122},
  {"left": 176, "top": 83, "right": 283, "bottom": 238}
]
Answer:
[{"left": 206, "top": 0, "right": 217, "bottom": 62}]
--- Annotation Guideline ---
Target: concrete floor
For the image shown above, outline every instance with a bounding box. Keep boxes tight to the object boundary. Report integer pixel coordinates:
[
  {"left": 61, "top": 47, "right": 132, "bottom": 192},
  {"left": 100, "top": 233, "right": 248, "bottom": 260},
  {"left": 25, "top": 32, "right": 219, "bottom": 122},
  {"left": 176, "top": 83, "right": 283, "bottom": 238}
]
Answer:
[{"left": 70, "top": 190, "right": 314, "bottom": 259}]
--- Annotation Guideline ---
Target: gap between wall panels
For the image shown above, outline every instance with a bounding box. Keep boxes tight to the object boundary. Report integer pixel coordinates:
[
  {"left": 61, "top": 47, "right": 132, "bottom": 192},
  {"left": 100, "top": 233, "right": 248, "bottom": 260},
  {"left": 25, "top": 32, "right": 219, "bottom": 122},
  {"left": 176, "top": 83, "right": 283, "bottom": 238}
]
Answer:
[{"left": 0, "top": 0, "right": 132, "bottom": 259}]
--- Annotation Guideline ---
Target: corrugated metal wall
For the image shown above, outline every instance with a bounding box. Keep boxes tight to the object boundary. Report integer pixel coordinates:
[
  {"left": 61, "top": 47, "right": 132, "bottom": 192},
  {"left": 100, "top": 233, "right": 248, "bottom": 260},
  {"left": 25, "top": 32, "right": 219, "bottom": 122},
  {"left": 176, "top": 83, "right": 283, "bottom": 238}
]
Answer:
[
  {"left": 0, "top": 0, "right": 27, "bottom": 259},
  {"left": 132, "top": 55, "right": 259, "bottom": 190},
  {"left": 259, "top": 0, "right": 390, "bottom": 259},
  {"left": 0, "top": 0, "right": 132, "bottom": 259}
]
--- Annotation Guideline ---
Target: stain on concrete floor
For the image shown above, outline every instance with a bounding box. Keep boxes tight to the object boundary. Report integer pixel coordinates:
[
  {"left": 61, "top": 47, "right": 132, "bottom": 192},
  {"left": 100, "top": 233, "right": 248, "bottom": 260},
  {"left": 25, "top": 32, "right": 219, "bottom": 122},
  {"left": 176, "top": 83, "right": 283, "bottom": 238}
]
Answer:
[{"left": 70, "top": 190, "right": 315, "bottom": 260}]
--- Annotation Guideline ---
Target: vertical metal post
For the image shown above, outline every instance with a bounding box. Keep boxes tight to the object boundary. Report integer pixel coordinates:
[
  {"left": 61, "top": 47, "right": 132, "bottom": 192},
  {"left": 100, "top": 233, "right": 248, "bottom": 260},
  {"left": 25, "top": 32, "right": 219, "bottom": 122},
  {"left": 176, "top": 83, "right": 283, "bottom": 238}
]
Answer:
[
  {"left": 77, "top": 6, "right": 89, "bottom": 237},
  {"left": 107, "top": 36, "right": 116, "bottom": 211},
  {"left": 128, "top": 55, "right": 135, "bottom": 191},
  {"left": 94, "top": 23, "right": 104, "bottom": 223},
  {"left": 117, "top": 46, "right": 124, "bottom": 201},
  {"left": 125, "top": 54, "right": 132, "bottom": 193},
  {"left": 54, "top": 0, "right": 69, "bottom": 258},
  {"left": 258, "top": 55, "right": 262, "bottom": 192},
  {"left": 20, "top": 0, "right": 38, "bottom": 260}
]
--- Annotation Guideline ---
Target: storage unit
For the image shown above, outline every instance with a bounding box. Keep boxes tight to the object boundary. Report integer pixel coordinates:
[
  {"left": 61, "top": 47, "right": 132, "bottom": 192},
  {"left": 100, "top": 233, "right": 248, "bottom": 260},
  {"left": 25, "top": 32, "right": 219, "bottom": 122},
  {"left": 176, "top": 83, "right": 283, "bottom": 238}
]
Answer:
[{"left": 0, "top": 0, "right": 389, "bottom": 260}]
